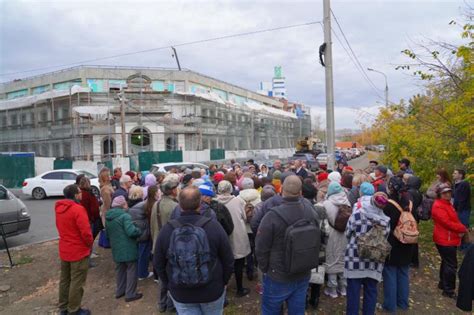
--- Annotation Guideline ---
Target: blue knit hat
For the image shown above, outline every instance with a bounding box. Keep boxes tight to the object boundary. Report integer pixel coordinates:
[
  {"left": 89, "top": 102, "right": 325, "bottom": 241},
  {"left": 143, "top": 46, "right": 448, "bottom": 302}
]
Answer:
[
  {"left": 199, "top": 184, "right": 215, "bottom": 197},
  {"left": 360, "top": 182, "right": 375, "bottom": 196},
  {"left": 327, "top": 182, "right": 343, "bottom": 197}
]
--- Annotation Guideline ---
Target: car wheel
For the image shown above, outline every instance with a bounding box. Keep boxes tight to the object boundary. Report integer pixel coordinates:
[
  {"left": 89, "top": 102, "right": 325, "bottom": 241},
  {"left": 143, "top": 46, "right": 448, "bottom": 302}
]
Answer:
[
  {"left": 91, "top": 186, "right": 100, "bottom": 198},
  {"left": 32, "top": 187, "right": 46, "bottom": 200}
]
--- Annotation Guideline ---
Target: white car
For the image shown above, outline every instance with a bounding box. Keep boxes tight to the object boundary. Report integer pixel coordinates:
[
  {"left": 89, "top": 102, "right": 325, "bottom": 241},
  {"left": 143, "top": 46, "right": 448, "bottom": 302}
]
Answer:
[
  {"left": 150, "top": 162, "right": 209, "bottom": 174},
  {"left": 22, "top": 169, "right": 100, "bottom": 200}
]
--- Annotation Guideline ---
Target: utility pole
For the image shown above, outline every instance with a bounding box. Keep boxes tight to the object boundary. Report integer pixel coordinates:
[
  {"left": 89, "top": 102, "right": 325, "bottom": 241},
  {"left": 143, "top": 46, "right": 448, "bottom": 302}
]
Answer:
[
  {"left": 323, "top": 0, "right": 336, "bottom": 169},
  {"left": 171, "top": 47, "right": 182, "bottom": 71},
  {"left": 119, "top": 90, "right": 127, "bottom": 157}
]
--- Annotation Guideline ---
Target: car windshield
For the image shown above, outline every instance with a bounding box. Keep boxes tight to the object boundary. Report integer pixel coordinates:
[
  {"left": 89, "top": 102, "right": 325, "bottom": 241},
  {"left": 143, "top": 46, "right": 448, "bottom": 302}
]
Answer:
[{"left": 76, "top": 170, "right": 97, "bottom": 179}]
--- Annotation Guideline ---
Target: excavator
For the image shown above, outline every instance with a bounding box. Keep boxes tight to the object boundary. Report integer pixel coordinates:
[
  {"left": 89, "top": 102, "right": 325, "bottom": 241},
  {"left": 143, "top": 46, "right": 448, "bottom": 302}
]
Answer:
[{"left": 295, "top": 137, "right": 325, "bottom": 157}]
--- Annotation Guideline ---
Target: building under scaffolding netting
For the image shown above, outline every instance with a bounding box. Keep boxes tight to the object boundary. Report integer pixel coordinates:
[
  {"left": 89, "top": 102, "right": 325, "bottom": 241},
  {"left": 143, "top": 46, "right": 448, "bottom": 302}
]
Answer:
[{"left": 0, "top": 66, "right": 311, "bottom": 161}]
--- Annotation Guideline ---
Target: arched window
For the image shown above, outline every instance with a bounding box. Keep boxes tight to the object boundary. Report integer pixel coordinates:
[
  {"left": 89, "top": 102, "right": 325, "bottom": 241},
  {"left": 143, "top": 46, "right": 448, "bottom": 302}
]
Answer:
[
  {"left": 166, "top": 136, "right": 177, "bottom": 151},
  {"left": 131, "top": 128, "right": 151, "bottom": 147},
  {"left": 103, "top": 138, "right": 115, "bottom": 156}
]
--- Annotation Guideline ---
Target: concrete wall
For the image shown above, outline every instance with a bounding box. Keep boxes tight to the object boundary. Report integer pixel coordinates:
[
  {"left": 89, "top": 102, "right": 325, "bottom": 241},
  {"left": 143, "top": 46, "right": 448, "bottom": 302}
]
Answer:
[
  {"left": 183, "top": 150, "right": 210, "bottom": 162},
  {"left": 225, "top": 148, "right": 294, "bottom": 160},
  {"left": 35, "top": 157, "right": 55, "bottom": 176}
]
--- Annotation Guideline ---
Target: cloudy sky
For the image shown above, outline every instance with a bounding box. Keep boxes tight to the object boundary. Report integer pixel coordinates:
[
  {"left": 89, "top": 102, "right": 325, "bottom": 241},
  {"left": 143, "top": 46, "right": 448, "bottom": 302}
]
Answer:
[{"left": 0, "top": 0, "right": 467, "bottom": 128}]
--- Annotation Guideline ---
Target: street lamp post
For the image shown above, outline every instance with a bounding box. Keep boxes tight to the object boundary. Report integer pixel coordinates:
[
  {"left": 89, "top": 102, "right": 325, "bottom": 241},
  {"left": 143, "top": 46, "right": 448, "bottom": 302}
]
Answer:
[{"left": 367, "top": 68, "right": 388, "bottom": 106}]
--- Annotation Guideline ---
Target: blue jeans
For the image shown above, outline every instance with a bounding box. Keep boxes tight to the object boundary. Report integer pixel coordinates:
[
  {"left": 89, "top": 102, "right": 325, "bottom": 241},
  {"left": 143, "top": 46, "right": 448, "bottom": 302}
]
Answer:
[
  {"left": 262, "top": 274, "right": 310, "bottom": 315},
  {"left": 346, "top": 278, "right": 378, "bottom": 315},
  {"left": 137, "top": 240, "right": 151, "bottom": 278},
  {"left": 382, "top": 265, "right": 409, "bottom": 312},
  {"left": 170, "top": 289, "right": 225, "bottom": 315}
]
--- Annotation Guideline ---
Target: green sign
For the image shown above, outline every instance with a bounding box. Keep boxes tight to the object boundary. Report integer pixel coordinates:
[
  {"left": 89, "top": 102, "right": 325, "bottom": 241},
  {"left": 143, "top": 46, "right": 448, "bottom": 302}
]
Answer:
[{"left": 274, "top": 66, "right": 282, "bottom": 78}]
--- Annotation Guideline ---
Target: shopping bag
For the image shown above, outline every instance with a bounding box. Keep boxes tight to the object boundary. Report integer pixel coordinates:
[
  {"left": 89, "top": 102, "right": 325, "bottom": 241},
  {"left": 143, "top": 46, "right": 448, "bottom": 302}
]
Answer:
[
  {"left": 98, "top": 229, "right": 111, "bottom": 248},
  {"left": 310, "top": 266, "right": 325, "bottom": 284}
]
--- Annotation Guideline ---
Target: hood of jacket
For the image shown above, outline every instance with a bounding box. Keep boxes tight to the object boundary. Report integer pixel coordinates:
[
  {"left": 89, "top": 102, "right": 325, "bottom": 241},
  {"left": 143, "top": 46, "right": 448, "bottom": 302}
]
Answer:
[
  {"left": 239, "top": 189, "right": 261, "bottom": 204},
  {"left": 106, "top": 207, "right": 126, "bottom": 221},
  {"left": 359, "top": 195, "right": 389, "bottom": 224},
  {"left": 407, "top": 176, "right": 422, "bottom": 190},
  {"left": 216, "top": 194, "right": 235, "bottom": 205},
  {"left": 326, "top": 191, "right": 349, "bottom": 206},
  {"left": 144, "top": 173, "right": 157, "bottom": 187},
  {"left": 55, "top": 199, "right": 80, "bottom": 214}
]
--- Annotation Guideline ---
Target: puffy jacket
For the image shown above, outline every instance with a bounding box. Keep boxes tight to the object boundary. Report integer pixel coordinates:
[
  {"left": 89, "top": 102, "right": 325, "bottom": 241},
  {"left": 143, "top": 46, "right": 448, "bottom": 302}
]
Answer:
[
  {"left": 128, "top": 201, "right": 150, "bottom": 242},
  {"left": 55, "top": 199, "right": 93, "bottom": 262},
  {"left": 431, "top": 199, "right": 467, "bottom": 246},
  {"left": 105, "top": 208, "right": 142, "bottom": 263}
]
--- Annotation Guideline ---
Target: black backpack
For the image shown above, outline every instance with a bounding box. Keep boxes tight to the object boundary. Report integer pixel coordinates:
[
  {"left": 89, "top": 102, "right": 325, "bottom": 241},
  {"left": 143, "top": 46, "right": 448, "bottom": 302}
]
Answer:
[
  {"left": 167, "top": 217, "right": 214, "bottom": 288},
  {"left": 210, "top": 200, "right": 234, "bottom": 236},
  {"left": 271, "top": 203, "right": 321, "bottom": 274}
]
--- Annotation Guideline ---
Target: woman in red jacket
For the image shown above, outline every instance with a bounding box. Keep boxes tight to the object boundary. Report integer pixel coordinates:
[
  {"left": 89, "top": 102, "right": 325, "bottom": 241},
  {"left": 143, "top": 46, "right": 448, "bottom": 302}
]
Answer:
[
  {"left": 79, "top": 177, "right": 101, "bottom": 239},
  {"left": 431, "top": 183, "right": 468, "bottom": 299}
]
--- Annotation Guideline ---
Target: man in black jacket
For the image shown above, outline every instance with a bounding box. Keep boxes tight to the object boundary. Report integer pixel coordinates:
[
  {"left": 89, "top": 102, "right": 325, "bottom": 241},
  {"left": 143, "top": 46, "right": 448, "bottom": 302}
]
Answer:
[
  {"left": 453, "top": 169, "right": 471, "bottom": 251},
  {"left": 256, "top": 175, "right": 320, "bottom": 314},
  {"left": 154, "top": 187, "right": 234, "bottom": 314}
]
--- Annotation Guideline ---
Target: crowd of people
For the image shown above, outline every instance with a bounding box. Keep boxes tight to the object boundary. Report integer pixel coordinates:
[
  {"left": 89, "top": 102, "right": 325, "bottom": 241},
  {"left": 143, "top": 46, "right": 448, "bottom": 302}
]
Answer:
[{"left": 54, "top": 157, "right": 472, "bottom": 315}]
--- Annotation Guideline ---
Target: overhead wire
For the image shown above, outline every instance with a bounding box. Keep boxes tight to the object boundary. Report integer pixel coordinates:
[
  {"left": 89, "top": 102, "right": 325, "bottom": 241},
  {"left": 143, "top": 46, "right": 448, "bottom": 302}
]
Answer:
[
  {"left": 329, "top": 9, "right": 386, "bottom": 102},
  {"left": 0, "top": 21, "right": 321, "bottom": 78}
]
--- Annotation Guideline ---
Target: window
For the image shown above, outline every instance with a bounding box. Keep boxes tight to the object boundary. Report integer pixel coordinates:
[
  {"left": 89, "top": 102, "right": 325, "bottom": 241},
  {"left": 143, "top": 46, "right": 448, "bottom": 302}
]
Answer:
[
  {"left": 21, "top": 113, "right": 27, "bottom": 125},
  {"left": 63, "top": 172, "right": 77, "bottom": 180},
  {"left": 11, "top": 114, "right": 18, "bottom": 125},
  {"left": 41, "top": 110, "right": 48, "bottom": 122},
  {"left": 42, "top": 172, "right": 63, "bottom": 180},
  {"left": 130, "top": 128, "right": 151, "bottom": 147},
  {"left": 103, "top": 138, "right": 115, "bottom": 156},
  {"left": 62, "top": 107, "right": 69, "bottom": 120},
  {"left": 0, "top": 187, "right": 7, "bottom": 200},
  {"left": 1, "top": 116, "right": 6, "bottom": 127},
  {"left": 30, "top": 113, "right": 35, "bottom": 125}
]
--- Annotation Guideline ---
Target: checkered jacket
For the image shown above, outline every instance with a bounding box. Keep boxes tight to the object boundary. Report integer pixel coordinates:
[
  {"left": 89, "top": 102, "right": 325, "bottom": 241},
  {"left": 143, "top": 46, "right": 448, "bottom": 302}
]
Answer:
[{"left": 344, "top": 197, "right": 390, "bottom": 282}]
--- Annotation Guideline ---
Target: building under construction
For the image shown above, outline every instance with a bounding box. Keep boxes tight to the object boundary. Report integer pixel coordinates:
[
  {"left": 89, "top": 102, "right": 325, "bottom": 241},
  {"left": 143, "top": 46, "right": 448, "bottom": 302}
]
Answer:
[{"left": 0, "top": 66, "right": 311, "bottom": 160}]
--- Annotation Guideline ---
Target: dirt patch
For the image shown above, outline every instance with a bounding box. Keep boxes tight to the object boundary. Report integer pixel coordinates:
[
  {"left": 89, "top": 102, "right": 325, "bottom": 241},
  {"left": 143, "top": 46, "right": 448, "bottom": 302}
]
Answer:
[{"left": 1, "top": 228, "right": 471, "bottom": 314}]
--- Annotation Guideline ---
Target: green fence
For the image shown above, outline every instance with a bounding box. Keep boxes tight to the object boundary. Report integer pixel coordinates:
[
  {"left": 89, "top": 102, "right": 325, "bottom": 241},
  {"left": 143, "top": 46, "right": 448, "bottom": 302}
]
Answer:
[
  {"left": 210, "top": 148, "right": 225, "bottom": 160},
  {"left": 54, "top": 159, "right": 73, "bottom": 170},
  {"left": 138, "top": 151, "right": 183, "bottom": 171},
  {"left": 0, "top": 155, "right": 35, "bottom": 188}
]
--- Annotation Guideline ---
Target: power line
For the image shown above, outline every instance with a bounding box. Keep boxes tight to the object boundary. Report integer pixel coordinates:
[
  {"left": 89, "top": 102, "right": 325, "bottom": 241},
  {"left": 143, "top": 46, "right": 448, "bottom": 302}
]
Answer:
[
  {"left": 0, "top": 21, "right": 321, "bottom": 77},
  {"left": 330, "top": 9, "right": 386, "bottom": 101}
]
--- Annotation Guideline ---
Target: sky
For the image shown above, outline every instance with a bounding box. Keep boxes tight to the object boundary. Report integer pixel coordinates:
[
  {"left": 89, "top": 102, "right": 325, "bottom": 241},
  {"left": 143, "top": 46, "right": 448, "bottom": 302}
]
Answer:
[{"left": 0, "top": 0, "right": 468, "bottom": 129}]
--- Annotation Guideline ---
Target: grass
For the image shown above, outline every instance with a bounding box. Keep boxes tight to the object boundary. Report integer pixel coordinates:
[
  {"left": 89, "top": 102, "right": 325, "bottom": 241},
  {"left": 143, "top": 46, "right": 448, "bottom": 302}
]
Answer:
[{"left": 14, "top": 255, "right": 34, "bottom": 265}]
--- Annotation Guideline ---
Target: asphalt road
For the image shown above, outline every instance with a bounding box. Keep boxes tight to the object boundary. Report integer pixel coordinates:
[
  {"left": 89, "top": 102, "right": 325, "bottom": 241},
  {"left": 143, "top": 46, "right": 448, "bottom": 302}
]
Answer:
[
  {"left": 1, "top": 153, "right": 373, "bottom": 250},
  {"left": 1, "top": 191, "right": 59, "bottom": 250}
]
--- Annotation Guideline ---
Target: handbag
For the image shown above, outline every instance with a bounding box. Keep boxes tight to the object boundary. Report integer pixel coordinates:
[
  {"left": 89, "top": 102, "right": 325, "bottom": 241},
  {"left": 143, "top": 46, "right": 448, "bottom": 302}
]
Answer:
[
  {"left": 310, "top": 266, "right": 325, "bottom": 284},
  {"left": 98, "top": 229, "right": 111, "bottom": 248}
]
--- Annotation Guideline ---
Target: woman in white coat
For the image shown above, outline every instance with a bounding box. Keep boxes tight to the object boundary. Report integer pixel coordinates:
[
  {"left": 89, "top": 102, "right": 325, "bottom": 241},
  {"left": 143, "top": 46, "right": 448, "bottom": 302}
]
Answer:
[
  {"left": 216, "top": 180, "right": 251, "bottom": 297},
  {"left": 323, "top": 181, "right": 350, "bottom": 298}
]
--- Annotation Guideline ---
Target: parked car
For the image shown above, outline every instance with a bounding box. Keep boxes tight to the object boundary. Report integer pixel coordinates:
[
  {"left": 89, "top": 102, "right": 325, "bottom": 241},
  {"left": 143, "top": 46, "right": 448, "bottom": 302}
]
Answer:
[
  {"left": 289, "top": 153, "right": 320, "bottom": 170},
  {"left": 316, "top": 153, "right": 328, "bottom": 166},
  {"left": 0, "top": 185, "right": 31, "bottom": 237},
  {"left": 350, "top": 148, "right": 361, "bottom": 157},
  {"left": 150, "top": 162, "right": 209, "bottom": 174},
  {"left": 22, "top": 169, "right": 100, "bottom": 200}
]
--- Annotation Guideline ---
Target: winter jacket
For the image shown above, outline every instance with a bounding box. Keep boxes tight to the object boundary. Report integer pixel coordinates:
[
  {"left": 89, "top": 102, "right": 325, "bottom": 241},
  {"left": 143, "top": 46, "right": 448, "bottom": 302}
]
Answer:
[
  {"left": 216, "top": 194, "right": 250, "bottom": 259},
  {"left": 295, "top": 167, "right": 308, "bottom": 179},
  {"left": 344, "top": 195, "right": 390, "bottom": 282},
  {"left": 454, "top": 180, "right": 471, "bottom": 213},
  {"left": 323, "top": 192, "right": 350, "bottom": 274},
  {"left": 100, "top": 184, "right": 114, "bottom": 223},
  {"left": 209, "top": 199, "right": 234, "bottom": 236},
  {"left": 406, "top": 176, "right": 423, "bottom": 217},
  {"left": 317, "top": 179, "right": 329, "bottom": 203},
  {"left": 383, "top": 198, "right": 416, "bottom": 266},
  {"left": 372, "top": 177, "right": 387, "bottom": 193},
  {"left": 128, "top": 201, "right": 150, "bottom": 242},
  {"left": 256, "top": 196, "right": 320, "bottom": 283},
  {"left": 457, "top": 244, "right": 474, "bottom": 312},
  {"left": 80, "top": 188, "right": 100, "bottom": 222},
  {"left": 271, "top": 179, "right": 282, "bottom": 194},
  {"left": 55, "top": 199, "right": 93, "bottom": 262},
  {"left": 239, "top": 188, "right": 261, "bottom": 234},
  {"left": 105, "top": 207, "right": 141, "bottom": 263},
  {"left": 431, "top": 199, "right": 467, "bottom": 246},
  {"left": 111, "top": 175, "right": 120, "bottom": 191},
  {"left": 426, "top": 180, "right": 447, "bottom": 199},
  {"left": 154, "top": 212, "right": 234, "bottom": 304},
  {"left": 251, "top": 194, "right": 283, "bottom": 234},
  {"left": 150, "top": 195, "right": 177, "bottom": 253}
]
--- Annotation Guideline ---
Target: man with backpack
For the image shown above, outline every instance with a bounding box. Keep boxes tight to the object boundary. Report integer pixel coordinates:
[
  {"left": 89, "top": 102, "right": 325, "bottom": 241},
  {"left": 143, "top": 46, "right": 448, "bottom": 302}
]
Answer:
[
  {"left": 154, "top": 186, "right": 234, "bottom": 314},
  {"left": 256, "top": 175, "right": 321, "bottom": 315}
]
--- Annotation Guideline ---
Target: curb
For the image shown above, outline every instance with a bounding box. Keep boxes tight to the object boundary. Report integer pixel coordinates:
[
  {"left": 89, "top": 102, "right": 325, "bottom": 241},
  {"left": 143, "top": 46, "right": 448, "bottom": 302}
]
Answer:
[{"left": 0, "top": 237, "right": 59, "bottom": 253}]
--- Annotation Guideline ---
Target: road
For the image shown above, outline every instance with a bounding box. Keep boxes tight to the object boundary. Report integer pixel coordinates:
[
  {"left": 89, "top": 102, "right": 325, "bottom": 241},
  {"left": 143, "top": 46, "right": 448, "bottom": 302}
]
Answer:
[
  {"left": 1, "top": 191, "right": 59, "bottom": 250},
  {"left": 1, "top": 153, "right": 373, "bottom": 250}
]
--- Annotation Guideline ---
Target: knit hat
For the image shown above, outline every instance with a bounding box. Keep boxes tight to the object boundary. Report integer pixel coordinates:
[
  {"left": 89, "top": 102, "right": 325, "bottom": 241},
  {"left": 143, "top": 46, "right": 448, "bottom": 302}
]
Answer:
[
  {"left": 327, "top": 182, "right": 343, "bottom": 197},
  {"left": 437, "top": 183, "right": 452, "bottom": 195},
  {"left": 317, "top": 172, "right": 328, "bottom": 182},
  {"left": 375, "top": 165, "right": 388, "bottom": 174},
  {"left": 261, "top": 184, "right": 276, "bottom": 201},
  {"left": 213, "top": 172, "right": 224, "bottom": 183},
  {"left": 182, "top": 174, "right": 193, "bottom": 186},
  {"left": 342, "top": 166, "right": 354, "bottom": 174},
  {"left": 372, "top": 192, "right": 389, "bottom": 208},
  {"left": 241, "top": 177, "right": 254, "bottom": 190},
  {"left": 302, "top": 183, "right": 317, "bottom": 200},
  {"left": 111, "top": 195, "right": 127, "bottom": 208},
  {"left": 199, "top": 184, "right": 215, "bottom": 197},
  {"left": 272, "top": 170, "right": 282, "bottom": 180},
  {"left": 218, "top": 180, "right": 233, "bottom": 195},
  {"left": 328, "top": 171, "right": 341, "bottom": 183},
  {"left": 360, "top": 182, "right": 375, "bottom": 196},
  {"left": 125, "top": 171, "right": 135, "bottom": 179}
]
